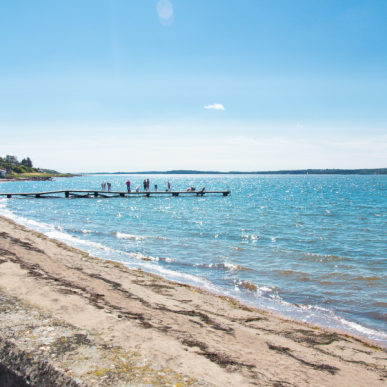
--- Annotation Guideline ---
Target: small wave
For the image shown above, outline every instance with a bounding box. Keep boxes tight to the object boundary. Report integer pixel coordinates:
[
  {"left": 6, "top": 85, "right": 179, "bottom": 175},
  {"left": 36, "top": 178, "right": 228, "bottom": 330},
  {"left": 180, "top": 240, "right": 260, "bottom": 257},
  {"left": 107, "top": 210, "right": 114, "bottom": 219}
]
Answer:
[
  {"left": 45, "top": 230, "right": 115, "bottom": 252},
  {"left": 115, "top": 232, "right": 167, "bottom": 241},
  {"left": 128, "top": 253, "right": 177, "bottom": 263},
  {"left": 234, "top": 280, "right": 275, "bottom": 294},
  {"left": 116, "top": 232, "right": 148, "bottom": 241},
  {"left": 237, "top": 281, "right": 257, "bottom": 291},
  {"left": 338, "top": 318, "right": 387, "bottom": 339},
  {"left": 159, "top": 257, "right": 177, "bottom": 263},
  {"left": 129, "top": 252, "right": 156, "bottom": 261},
  {"left": 194, "top": 262, "right": 252, "bottom": 272},
  {"left": 299, "top": 304, "right": 333, "bottom": 314},
  {"left": 224, "top": 262, "right": 252, "bottom": 271}
]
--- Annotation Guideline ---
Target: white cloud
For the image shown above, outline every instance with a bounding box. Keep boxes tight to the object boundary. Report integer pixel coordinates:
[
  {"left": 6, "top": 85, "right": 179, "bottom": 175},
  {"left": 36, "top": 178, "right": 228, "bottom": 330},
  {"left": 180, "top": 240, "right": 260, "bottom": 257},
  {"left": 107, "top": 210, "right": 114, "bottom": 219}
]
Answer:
[{"left": 204, "top": 103, "right": 225, "bottom": 110}]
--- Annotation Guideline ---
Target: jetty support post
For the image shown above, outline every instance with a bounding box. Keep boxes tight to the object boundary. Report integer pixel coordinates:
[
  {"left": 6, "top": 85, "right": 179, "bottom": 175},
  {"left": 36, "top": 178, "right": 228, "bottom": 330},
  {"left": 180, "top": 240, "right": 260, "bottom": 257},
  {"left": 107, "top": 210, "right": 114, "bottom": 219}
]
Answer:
[
  {"left": 94, "top": 192, "right": 98, "bottom": 198},
  {"left": 65, "top": 191, "right": 69, "bottom": 198},
  {"left": 223, "top": 192, "right": 229, "bottom": 196},
  {"left": 172, "top": 192, "right": 179, "bottom": 197},
  {"left": 120, "top": 193, "right": 125, "bottom": 197},
  {"left": 36, "top": 194, "right": 41, "bottom": 198},
  {"left": 7, "top": 194, "right": 12, "bottom": 199},
  {"left": 146, "top": 192, "right": 150, "bottom": 197}
]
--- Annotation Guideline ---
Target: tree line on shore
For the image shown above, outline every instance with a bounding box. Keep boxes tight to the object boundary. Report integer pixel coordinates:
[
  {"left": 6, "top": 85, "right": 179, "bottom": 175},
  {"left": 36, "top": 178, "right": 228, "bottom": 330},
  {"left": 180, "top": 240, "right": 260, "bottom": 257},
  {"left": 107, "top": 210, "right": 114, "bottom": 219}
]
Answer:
[{"left": 0, "top": 155, "right": 59, "bottom": 175}]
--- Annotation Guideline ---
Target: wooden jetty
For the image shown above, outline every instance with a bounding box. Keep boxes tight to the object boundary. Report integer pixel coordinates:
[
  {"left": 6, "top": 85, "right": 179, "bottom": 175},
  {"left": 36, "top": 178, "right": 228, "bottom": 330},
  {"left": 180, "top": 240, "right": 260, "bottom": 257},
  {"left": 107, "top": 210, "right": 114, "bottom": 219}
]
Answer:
[{"left": 0, "top": 190, "right": 231, "bottom": 199}]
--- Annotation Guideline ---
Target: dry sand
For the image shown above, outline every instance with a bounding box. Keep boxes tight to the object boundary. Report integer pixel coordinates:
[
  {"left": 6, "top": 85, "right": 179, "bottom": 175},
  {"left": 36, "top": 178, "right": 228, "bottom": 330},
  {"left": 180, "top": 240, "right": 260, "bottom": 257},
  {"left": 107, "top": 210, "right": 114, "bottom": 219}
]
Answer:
[{"left": 0, "top": 214, "right": 386, "bottom": 386}]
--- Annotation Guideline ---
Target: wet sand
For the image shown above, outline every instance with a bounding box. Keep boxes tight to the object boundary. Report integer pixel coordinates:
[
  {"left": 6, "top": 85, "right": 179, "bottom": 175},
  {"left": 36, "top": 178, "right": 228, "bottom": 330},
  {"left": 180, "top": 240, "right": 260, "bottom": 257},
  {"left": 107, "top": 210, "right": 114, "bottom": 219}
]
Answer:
[{"left": 0, "top": 214, "right": 386, "bottom": 386}]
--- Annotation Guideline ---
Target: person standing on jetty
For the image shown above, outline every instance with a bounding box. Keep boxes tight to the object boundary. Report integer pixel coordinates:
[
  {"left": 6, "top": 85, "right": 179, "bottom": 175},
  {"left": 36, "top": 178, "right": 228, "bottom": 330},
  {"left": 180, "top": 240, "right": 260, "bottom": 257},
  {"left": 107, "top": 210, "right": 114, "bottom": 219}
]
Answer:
[
  {"left": 167, "top": 181, "right": 171, "bottom": 191},
  {"left": 146, "top": 179, "right": 150, "bottom": 192},
  {"left": 143, "top": 179, "right": 146, "bottom": 192},
  {"left": 154, "top": 184, "right": 158, "bottom": 191},
  {"left": 126, "top": 180, "right": 131, "bottom": 192},
  {"left": 101, "top": 181, "right": 104, "bottom": 191},
  {"left": 107, "top": 182, "right": 111, "bottom": 192}
]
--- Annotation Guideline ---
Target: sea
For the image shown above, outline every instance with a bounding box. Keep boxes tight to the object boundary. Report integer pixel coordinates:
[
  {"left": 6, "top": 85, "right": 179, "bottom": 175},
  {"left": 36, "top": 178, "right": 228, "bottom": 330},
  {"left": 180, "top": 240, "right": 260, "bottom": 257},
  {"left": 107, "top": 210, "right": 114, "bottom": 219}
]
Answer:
[{"left": 0, "top": 174, "right": 386, "bottom": 345}]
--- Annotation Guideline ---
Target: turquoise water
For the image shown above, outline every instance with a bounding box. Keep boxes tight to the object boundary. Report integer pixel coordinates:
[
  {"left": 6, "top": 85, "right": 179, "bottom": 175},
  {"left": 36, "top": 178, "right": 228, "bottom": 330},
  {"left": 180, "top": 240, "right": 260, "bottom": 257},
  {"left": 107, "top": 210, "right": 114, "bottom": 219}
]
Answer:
[{"left": 1, "top": 174, "right": 386, "bottom": 345}]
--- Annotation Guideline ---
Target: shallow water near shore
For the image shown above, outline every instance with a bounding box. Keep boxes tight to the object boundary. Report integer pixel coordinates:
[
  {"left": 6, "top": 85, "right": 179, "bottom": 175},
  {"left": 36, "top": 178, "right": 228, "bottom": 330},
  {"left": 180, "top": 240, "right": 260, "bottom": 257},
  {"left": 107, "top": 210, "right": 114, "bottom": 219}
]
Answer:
[{"left": 1, "top": 174, "right": 386, "bottom": 345}]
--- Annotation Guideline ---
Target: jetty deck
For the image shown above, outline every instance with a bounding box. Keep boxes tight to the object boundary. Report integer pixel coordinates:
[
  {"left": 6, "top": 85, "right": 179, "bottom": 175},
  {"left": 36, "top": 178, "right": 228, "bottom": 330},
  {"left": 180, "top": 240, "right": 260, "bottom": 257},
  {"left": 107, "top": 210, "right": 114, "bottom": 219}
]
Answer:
[{"left": 0, "top": 190, "right": 231, "bottom": 199}]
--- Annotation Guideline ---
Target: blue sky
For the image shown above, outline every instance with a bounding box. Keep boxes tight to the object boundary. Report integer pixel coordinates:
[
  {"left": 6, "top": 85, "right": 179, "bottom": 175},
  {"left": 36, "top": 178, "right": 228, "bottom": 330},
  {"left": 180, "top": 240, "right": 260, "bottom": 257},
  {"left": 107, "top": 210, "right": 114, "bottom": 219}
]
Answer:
[{"left": 1, "top": 0, "right": 386, "bottom": 172}]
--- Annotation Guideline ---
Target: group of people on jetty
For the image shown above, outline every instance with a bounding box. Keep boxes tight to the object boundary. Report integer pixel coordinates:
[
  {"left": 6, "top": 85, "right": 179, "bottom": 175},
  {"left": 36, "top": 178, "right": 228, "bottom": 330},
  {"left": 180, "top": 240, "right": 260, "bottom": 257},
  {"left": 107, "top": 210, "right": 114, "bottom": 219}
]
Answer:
[{"left": 100, "top": 180, "right": 205, "bottom": 193}]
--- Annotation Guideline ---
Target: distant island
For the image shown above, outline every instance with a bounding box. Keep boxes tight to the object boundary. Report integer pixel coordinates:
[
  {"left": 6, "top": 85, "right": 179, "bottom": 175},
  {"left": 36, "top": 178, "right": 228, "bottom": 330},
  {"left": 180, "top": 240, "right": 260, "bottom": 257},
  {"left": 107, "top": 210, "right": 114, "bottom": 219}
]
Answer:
[{"left": 87, "top": 168, "right": 387, "bottom": 175}]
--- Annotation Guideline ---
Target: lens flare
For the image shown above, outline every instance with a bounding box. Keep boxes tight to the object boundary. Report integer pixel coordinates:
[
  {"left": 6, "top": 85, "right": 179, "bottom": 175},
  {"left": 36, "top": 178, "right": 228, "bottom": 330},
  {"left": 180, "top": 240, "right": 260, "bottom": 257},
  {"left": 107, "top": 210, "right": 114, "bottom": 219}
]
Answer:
[{"left": 157, "top": 0, "right": 174, "bottom": 26}]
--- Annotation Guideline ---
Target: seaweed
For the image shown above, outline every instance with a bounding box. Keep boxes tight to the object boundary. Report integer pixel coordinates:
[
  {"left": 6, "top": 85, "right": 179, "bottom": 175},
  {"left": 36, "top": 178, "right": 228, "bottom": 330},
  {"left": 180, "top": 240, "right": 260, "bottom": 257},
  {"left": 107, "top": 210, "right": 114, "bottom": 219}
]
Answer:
[{"left": 267, "top": 343, "right": 339, "bottom": 375}]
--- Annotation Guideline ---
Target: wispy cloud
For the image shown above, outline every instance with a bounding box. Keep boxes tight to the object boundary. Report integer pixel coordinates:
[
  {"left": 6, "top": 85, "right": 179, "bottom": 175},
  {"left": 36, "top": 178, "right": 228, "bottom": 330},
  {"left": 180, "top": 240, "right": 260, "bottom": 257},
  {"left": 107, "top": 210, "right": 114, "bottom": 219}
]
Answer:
[{"left": 204, "top": 103, "right": 225, "bottom": 110}]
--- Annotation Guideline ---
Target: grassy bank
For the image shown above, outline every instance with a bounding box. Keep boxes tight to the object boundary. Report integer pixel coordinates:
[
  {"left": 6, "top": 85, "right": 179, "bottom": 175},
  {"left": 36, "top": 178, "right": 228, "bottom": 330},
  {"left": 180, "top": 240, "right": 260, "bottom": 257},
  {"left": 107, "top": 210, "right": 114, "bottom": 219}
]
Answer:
[{"left": 5, "top": 173, "right": 78, "bottom": 180}]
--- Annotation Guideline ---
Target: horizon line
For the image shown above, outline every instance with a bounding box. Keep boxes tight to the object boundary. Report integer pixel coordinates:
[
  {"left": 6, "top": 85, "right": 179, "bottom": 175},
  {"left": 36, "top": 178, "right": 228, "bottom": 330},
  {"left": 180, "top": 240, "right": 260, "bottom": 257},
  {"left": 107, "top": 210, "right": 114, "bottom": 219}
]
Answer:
[{"left": 77, "top": 168, "right": 387, "bottom": 175}]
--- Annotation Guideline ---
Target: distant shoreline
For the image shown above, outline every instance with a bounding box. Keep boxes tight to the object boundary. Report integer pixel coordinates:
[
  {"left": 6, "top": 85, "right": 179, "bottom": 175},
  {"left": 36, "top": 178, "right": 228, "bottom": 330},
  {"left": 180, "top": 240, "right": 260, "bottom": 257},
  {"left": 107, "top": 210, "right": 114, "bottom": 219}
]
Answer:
[
  {"left": 0, "top": 174, "right": 80, "bottom": 183},
  {"left": 84, "top": 168, "right": 387, "bottom": 175}
]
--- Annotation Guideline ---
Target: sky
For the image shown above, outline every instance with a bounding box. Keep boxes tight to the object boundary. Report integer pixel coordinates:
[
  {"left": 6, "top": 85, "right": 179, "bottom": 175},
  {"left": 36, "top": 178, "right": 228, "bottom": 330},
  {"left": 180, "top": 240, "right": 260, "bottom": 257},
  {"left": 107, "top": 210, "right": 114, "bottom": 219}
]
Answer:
[{"left": 0, "top": 0, "right": 386, "bottom": 172}]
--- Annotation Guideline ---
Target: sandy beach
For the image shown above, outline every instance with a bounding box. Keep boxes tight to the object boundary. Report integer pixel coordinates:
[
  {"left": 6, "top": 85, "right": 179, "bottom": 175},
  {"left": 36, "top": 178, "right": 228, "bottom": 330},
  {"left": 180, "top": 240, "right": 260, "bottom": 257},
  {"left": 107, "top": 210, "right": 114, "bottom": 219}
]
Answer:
[{"left": 0, "top": 214, "right": 386, "bottom": 386}]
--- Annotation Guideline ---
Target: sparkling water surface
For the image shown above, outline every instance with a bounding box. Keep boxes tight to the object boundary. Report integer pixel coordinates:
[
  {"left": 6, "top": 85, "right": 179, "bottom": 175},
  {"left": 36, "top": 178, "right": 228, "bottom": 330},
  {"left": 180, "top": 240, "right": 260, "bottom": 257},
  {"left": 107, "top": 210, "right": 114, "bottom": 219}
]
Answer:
[{"left": 1, "top": 174, "right": 386, "bottom": 344}]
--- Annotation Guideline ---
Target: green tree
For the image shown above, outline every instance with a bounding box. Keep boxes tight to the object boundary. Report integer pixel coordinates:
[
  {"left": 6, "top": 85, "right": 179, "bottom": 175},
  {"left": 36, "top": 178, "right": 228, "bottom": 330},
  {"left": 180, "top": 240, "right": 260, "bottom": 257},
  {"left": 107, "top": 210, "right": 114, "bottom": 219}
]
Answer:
[
  {"left": 21, "top": 157, "right": 33, "bottom": 167},
  {"left": 5, "top": 155, "right": 18, "bottom": 165}
]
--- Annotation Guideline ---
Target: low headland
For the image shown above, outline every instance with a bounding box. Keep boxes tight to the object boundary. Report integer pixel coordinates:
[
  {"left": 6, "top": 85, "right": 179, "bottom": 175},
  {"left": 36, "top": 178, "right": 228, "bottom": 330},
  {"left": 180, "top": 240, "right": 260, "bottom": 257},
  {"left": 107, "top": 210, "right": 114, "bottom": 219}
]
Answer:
[
  {"left": 0, "top": 214, "right": 386, "bottom": 386},
  {"left": 0, "top": 154, "right": 79, "bottom": 182}
]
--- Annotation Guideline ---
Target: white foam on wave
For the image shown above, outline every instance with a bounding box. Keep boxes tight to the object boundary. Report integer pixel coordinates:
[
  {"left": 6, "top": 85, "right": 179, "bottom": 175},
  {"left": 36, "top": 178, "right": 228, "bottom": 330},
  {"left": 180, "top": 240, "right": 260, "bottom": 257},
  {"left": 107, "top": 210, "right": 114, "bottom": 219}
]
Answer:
[
  {"left": 338, "top": 318, "right": 387, "bottom": 339},
  {"left": 299, "top": 304, "right": 333, "bottom": 314},
  {"left": 223, "top": 262, "right": 239, "bottom": 271},
  {"left": 129, "top": 252, "right": 157, "bottom": 261},
  {"left": 115, "top": 232, "right": 167, "bottom": 241},
  {"left": 45, "top": 230, "right": 115, "bottom": 252},
  {"left": 195, "top": 261, "right": 252, "bottom": 272},
  {"left": 116, "top": 232, "right": 148, "bottom": 241},
  {"left": 259, "top": 286, "right": 273, "bottom": 292},
  {"left": 137, "top": 260, "right": 215, "bottom": 288},
  {"left": 168, "top": 258, "right": 178, "bottom": 263}
]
